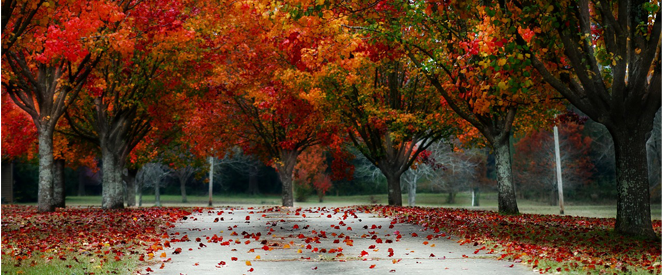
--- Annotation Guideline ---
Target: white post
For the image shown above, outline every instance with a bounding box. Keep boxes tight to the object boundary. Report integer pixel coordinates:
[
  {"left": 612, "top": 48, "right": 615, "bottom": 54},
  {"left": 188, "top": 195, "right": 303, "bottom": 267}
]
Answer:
[
  {"left": 553, "top": 125, "right": 565, "bottom": 215},
  {"left": 208, "top": 156, "right": 214, "bottom": 207}
]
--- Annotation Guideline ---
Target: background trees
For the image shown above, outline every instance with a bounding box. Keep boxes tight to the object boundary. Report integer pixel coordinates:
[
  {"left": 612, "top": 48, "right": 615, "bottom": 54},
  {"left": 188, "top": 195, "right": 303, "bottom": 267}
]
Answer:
[
  {"left": 313, "top": 50, "right": 456, "bottom": 206},
  {"left": 514, "top": 112, "right": 595, "bottom": 203}
]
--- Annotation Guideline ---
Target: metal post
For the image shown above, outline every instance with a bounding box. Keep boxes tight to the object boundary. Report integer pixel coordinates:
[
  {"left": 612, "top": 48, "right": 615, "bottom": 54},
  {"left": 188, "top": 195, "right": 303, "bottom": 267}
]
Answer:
[
  {"left": 553, "top": 125, "right": 565, "bottom": 215},
  {"left": 208, "top": 156, "right": 214, "bottom": 207}
]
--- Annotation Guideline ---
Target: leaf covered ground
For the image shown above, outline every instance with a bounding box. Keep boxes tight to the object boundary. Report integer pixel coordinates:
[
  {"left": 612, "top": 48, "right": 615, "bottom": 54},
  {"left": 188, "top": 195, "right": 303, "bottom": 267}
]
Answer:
[
  {"left": 365, "top": 206, "right": 662, "bottom": 274},
  {"left": 1, "top": 205, "right": 660, "bottom": 274},
  {"left": 1, "top": 205, "right": 195, "bottom": 274}
]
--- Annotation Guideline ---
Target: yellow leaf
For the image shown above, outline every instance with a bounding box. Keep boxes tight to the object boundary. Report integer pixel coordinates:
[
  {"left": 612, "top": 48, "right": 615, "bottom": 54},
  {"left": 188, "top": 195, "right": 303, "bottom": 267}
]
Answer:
[
  {"left": 497, "top": 58, "right": 507, "bottom": 66},
  {"left": 297, "top": 249, "right": 303, "bottom": 253},
  {"left": 283, "top": 244, "right": 290, "bottom": 248},
  {"left": 246, "top": 260, "right": 252, "bottom": 266},
  {"left": 547, "top": 5, "right": 554, "bottom": 13},
  {"left": 255, "top": 255, "right": 261, "bottom": 260}
]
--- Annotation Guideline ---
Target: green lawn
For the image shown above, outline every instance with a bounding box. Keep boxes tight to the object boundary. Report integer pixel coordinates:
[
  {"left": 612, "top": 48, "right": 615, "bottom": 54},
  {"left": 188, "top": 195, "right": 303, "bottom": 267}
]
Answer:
[{"left": 59, "top": 192, "right": 662, "bottom": 220}]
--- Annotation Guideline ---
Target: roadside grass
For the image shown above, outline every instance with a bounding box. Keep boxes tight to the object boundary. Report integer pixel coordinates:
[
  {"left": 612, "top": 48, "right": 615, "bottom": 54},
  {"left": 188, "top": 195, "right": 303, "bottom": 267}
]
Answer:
[
  {"left": 1, "top": 250, "right": 138, "bottom": 275},
  {"left": 0, "top": 205, "right": 193, "bottom": 275}
]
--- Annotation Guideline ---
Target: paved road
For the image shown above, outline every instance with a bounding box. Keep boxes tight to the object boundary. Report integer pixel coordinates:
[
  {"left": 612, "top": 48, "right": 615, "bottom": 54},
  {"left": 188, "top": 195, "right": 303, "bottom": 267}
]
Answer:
[{"left": 143, "top": 206, "right": 531, "bottom": 275}]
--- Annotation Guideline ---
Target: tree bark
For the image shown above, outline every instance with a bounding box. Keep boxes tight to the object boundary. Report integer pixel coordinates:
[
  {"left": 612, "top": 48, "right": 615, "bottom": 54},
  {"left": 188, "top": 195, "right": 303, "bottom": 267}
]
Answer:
[
  {"left": 101, "top": 149, "right": 124, "bottom": 209},
  {"left": 37, "top": 127, "right": 55, "bottom": 212},
  {"left": 180, "top": 175, "right": 187, "bottom": 203},
  {"left": 612, "top": 129, "right": 656, "bottom": 239},
  {"left": 472, "top": 187, "right": 480, "bottom": 206},
  {"left": 276, "top": 150, "right": 298, "bottom": 207},
  {"left": 154, "top": 175, "right": 161, "bottom": 207},
  {"left": 124, "top": 168, "right": 137, "bottom": 207},
  {"left": 138, "top": 179, "right": 143, "bottom": 207},
  {"left": 407, "top": 180, "right": 416, "bottom": 207},
  {"left": 52, "top": 158, "right": 65, "bottom": 208},
  {"left": 247, "top": 163, "right": 260, "bottom": 195},
  {"left": 446, "top": 191, "right": 456, "bottom": 204},
  {"left": 494, "top": 136, "right": 519, "bottom": 215},
  {"left": 383, "top": 172, "right": 403, "bottom": 206}
]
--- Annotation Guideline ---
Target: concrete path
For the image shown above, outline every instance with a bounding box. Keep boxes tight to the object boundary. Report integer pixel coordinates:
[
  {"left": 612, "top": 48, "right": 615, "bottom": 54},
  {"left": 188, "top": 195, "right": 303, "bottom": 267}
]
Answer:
[{"left": 143, "top": 206, "right": 531, "bottom": 275}]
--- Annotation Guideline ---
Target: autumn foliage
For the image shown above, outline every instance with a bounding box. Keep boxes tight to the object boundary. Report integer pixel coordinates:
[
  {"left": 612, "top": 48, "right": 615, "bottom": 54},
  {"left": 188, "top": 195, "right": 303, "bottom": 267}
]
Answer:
[{"left": 370, "top": 205, "right": 661, "bottom": 274}]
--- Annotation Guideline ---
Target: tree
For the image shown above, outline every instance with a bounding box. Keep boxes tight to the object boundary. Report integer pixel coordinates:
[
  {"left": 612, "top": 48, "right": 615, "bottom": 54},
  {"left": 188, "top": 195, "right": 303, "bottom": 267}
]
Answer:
[
  {"left": 136, "top": 162, "right": 171, "bottom": 207},
  {"left": 501, "top": 0, "right": 661, "bottom": 238},
  {"left": 63, "top": 0, "right": 198, "bottom": 209},
  {"left": 186, "top": 1, "right": 340, "bottom": 207},
  {"left": 402, "top": 149, "right": 439, "bottom": 207},
  {"left": 326, "top": 1, "right": 562, "bottom": 213},
  {"left": 294, "top": 145, "right": 333, "bottom": 202},
  {"left": 647, "top": 109, "right": 661, "bottom": 202},
  {"left": 315, "top": 53, "right": 456, "bottom": 206},
  {"left": 1, "top": 0, "right": 45, "bottom": 53},
  {"left": 423, "top": 140, "right": 482, "bottom": 204},
  {"left": 2, "top": 0, "right": 130, "bottom": 212},
  {"left": 514, "top": 112, "right": 595, "bottom": 204},
  {"left": 1, "top": 92, "right": 36, "bottom": 159}
]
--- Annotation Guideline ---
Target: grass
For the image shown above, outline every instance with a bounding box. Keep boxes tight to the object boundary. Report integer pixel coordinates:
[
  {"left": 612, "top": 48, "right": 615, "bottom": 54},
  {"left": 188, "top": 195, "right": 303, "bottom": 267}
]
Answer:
[
  {"left": 1, "top": 250, "right": 138, "bottom": 275},
  {"left": 1, "top": 205, "right": 192, "bottom": 275},
  {"left": 62, "top": 193, "right": 661, "bottom": 220}
]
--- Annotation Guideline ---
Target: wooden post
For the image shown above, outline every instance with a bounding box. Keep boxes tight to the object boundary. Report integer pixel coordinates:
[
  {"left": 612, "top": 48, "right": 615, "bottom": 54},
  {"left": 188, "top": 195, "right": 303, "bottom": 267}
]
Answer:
[
  {"left": 208, "top": 156, "right": 214, "bottom": 207},
  {"left": 553, "top": 125, "right": 565, "bottom": 215}
]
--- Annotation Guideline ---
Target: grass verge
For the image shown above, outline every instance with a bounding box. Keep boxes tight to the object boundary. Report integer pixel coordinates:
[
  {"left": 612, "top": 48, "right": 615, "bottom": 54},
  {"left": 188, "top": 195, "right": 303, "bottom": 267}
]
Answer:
[{"left": 1, "top": 205, "right": 194, "bottom": 275}]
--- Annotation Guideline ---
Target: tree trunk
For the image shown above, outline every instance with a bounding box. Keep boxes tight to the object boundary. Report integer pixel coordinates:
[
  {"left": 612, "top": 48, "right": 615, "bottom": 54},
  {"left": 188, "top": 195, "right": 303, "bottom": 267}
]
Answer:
[
  {"left": 318, "top": 190, "right": 324, "bottom": 202},
  {"left": 180, "top": 175, "right": 188, "bottom": 203},
  {"left": 52, "top": 159, "right": 65, "bottom": 208},
  {"left": 154, "top": 176, "right": 161, "bottom": 207},
  {"left": 138, "top": 179, "right": 143, "bottom": 207},
  {"left": 77, "top": 167, "right": 85, "bottom": 196},
  {"left": 247, "top": 163, "right": 260, "bottom": 195},
  {"left": 446, "top": 191, "right": 456, "bottom": 204},
  {"left": 494, "top": 137, "right": 519, "bottom": 215},
  {"left": 407, "top": 180, "right": 416, "bottom": 207},
  {"left": 472, "top": 187, "right": 480, "bottom": 206},
  {"left": 37, "top": 127, "right": 55, "bottom": 212},
  {"left": 101, "top": 149, "right": 124, "bottom": 209},
  {"left": 276, "top": 150, "right": 298, "bottom": 207},
  {"left": 611, "top": 129, "right": 656, "bottom": 239},
  {"left": 124, "top": 168, "right": 137, "bottom": 207},
  {"left": 383, "top": 172, "right": 403, "bottom": 206}
]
